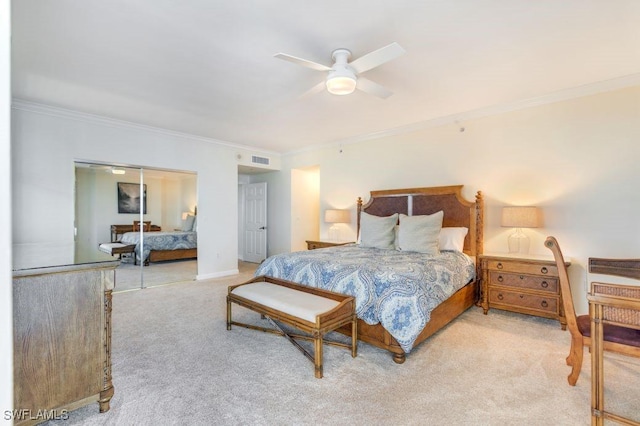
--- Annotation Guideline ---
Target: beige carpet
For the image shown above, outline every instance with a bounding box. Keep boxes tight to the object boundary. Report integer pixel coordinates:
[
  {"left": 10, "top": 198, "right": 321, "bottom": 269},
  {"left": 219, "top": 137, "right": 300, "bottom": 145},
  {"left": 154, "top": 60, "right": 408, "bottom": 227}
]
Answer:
[
  {"left": 114, "top": 259, "right": 198, "bottom": 292},
  {"left": 44, "top": 264, "right": 639, "bottom": 425}
]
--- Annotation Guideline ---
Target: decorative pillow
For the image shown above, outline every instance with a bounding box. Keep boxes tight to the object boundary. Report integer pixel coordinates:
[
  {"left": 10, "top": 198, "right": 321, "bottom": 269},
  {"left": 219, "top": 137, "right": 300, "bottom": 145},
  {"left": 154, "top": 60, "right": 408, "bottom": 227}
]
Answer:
[
  {"left": 393, "top": 225, "right": 399, "bottom": 249},
  {"left": 439, "top": 227, "right": 468, "bottom": 252},
  {"left": 191, "top": 216, "right": 198, "bottom": 232},
  {"left": 396, "top": 211, "right": 444, "bottom": 255},
  {"left": 182, "top": 214, "right": 195, "bottom": 231},
  {"left": 359, "top": 212, "right": 398, "bottom": 250}
]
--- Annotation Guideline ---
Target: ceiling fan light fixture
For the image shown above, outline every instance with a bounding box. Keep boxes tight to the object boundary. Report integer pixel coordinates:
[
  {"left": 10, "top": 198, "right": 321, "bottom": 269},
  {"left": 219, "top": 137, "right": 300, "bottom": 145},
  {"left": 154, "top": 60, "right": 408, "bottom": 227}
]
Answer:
[
  {"left": 111, "top": 167, "right": 126, "bottom": 175},
  {"left": 326, "top": 70, "right": 357, "bottom": 96}
]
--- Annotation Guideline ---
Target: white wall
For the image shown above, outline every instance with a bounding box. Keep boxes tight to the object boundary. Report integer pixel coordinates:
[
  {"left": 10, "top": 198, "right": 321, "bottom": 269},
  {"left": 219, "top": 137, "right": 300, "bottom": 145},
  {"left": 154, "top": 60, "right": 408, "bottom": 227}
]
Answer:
[
  {"left": 11, "top": 102, "right": 280, "bottom": 279},
  {"left": 290, "top": 166, "right": 319, "bottom": 252},
  {"left": 271, "top": 86, "right": 640, "bottom": 315},
  {"left": 1, "top": 0, "right": 12, "bottom": 418}
]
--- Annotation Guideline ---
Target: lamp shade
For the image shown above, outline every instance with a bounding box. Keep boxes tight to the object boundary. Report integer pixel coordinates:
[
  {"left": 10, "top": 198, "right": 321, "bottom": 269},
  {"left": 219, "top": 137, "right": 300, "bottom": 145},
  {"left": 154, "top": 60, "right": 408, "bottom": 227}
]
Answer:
[
  {"left": 326, "top": 68, "right": 357, "bottom": 95},
  {"left": 501, "top": 206, "right": 540, "bottom": 228},
  {"left": 324, "top": 209, "right": 351, "bottom": 223}
]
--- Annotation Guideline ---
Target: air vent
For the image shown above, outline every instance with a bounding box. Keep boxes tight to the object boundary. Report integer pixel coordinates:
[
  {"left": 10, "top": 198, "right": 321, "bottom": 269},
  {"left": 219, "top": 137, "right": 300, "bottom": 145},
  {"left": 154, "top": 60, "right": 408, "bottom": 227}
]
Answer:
[{"left": 251, "top": 155, "right": 270, "bottom": 165}]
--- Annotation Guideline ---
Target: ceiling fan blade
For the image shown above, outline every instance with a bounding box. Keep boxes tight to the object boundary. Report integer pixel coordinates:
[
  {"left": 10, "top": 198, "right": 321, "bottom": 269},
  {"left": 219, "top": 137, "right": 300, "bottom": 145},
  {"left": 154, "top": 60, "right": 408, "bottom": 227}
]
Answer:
[
  {"left": 274, "top": 53, "right": 332, "bottom": 72},
  {"left": 299, "top": 81, "right": 327, "bottom": 99},
  {"left": 356, "top": 77, "right": 394, "bottom": 99},
  {"left": 350, "top": 42, "right": 406, "bottom": 74}
]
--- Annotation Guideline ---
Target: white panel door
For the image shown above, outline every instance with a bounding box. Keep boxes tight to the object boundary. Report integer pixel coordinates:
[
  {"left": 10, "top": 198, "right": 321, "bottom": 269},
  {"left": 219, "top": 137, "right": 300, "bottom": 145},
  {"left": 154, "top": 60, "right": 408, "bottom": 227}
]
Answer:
[{"left": 243, "top": 182, "right": 267, "bottom": 263}]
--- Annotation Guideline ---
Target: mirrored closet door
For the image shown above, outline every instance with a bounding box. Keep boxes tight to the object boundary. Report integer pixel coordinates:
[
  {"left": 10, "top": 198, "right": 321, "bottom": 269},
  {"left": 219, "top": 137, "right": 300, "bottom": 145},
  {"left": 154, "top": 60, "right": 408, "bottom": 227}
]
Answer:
[{"left": 74, "top": 162, "right": 197, "bottom": 291}]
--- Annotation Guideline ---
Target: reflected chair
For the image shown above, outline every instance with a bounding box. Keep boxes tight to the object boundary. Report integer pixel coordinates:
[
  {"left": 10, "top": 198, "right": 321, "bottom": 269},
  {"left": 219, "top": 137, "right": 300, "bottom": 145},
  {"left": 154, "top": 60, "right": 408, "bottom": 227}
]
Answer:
[
  {"left": 545, "top": 236, "right": 640, "bottom": 386},
  {"left": 133, "top": 220, "right": 151, "bottom": 232}
]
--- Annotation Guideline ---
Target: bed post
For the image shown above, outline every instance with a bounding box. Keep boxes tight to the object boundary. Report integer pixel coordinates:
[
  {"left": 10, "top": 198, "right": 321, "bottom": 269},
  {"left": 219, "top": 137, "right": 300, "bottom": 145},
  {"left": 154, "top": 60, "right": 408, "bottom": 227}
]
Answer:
[
  {"left": 474, "top": 191, "right": 484, "bottom": 307},
  {"left": 475, "top": 191, "right": 484, "bottom": 256},
  {"left": 356, "top": 197, "right": 363, "bottom": 240}
]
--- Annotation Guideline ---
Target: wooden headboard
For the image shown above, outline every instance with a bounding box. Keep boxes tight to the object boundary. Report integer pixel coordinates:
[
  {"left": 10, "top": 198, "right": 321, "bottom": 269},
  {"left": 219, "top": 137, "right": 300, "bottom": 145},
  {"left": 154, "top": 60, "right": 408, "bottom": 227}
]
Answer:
[{"left": 357, "top": 185, "right": 484, "bottom": 257}]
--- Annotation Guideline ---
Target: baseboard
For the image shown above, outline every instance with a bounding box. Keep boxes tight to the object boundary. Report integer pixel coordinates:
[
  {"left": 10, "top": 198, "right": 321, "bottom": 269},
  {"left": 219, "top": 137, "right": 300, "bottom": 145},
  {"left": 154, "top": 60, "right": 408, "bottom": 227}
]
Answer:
[{"left": 196, "top": 269, "right": 240, "bottom": 280}]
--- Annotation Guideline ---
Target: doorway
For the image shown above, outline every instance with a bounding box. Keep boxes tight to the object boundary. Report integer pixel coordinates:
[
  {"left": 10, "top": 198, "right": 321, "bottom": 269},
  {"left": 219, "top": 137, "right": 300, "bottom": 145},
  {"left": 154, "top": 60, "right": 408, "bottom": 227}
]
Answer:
[
  {"left": 74, "top": 162, "right": 197, "bottom": 291},
  {"left": 241, "top": 182, "right": 267, "bottom": 263}
]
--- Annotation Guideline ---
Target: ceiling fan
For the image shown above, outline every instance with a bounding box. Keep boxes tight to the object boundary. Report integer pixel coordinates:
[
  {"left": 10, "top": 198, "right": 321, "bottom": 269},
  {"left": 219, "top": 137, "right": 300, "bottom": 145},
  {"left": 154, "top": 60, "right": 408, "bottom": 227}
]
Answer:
[{"left": 274, "top": 42, "right": 406, "bottom": 99}]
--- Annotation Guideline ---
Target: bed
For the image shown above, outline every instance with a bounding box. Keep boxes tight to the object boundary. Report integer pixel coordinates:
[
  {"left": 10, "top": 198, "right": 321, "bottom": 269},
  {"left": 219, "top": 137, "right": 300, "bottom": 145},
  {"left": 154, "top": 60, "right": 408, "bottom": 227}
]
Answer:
[
  {"left": 255, "top": 185, "right": 483, "bottom": 363},
  {"left": 120, "top": 231, "right": 197, "bottom": 265}
]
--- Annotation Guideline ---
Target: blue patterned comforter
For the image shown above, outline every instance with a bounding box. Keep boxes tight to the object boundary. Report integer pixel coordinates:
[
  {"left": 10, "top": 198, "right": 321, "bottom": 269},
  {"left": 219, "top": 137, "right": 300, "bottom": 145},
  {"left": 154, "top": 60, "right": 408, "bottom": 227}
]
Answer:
[
  {"left": 121, "top": 231, "right": 197, "bottom": 262},
  {"left": 255, "top": 245, "right": 475, "bottom": 352}
]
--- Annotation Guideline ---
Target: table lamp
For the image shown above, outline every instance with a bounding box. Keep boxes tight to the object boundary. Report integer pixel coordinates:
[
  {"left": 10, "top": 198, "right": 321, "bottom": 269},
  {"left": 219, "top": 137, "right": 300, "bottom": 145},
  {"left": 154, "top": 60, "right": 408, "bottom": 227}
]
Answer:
[
  {"left": 325, "top": 209, "right": 351, "bottom": 241},
  {"left": 501, "top": 206, "right": 540, "bottom": 253}
]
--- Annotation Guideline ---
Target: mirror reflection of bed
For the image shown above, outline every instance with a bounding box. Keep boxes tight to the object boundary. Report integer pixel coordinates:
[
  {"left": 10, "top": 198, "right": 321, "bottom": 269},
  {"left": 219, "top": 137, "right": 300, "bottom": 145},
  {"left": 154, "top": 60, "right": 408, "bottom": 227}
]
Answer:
[{"left": 74, "top": 162, "right": 199, "bottom": 292}]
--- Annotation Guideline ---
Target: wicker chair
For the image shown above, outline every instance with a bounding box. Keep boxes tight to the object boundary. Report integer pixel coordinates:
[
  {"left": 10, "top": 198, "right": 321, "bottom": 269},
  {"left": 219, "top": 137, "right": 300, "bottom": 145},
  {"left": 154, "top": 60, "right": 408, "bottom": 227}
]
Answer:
[
  {"left": 544, "top": 236, "right": 640, "bottom": 386},
  {"left": 588, "top": 282, "right": 640, "bottom": 425}
]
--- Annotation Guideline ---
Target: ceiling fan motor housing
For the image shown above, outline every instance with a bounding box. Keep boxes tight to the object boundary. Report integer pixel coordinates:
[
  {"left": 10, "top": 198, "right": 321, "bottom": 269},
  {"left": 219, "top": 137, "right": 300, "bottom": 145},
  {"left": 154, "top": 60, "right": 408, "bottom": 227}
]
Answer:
[{"left": 326, "top": 49, "right": 357, "bottom": 95}]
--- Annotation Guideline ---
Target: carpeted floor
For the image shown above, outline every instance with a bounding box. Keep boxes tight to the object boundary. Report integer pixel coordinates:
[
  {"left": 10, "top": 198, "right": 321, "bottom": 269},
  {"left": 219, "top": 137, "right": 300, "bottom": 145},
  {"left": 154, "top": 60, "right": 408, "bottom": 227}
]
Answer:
[
  {"left": 43, "top": 264, "right": 640, "bottom": 425},
  {"left": 114, "top": 259, "right": 198, "bottom": 292}
]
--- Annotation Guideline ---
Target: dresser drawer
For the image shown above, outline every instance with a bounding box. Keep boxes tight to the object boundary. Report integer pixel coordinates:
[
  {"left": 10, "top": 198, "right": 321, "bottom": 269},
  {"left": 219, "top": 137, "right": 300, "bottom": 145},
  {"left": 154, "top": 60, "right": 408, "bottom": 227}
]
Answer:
[
  {"left": 488, "top": 271, "right": 558, "bottom": 294},
  {"left": 488, "top": 288, "right": 559, "bottom": 315},
  {"left": 485, "top": 260, "right": 558, "bottom": 277}
]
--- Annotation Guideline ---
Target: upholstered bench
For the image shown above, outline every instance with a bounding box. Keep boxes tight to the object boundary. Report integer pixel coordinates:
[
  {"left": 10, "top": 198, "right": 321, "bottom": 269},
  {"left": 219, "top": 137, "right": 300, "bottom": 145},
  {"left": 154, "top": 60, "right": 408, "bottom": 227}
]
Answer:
[
  {"left": 227, "top": 275, "right": 357, "bottom": 378},
  {"left": 99, "top": 242, "right": 136, "bottom": 260}
]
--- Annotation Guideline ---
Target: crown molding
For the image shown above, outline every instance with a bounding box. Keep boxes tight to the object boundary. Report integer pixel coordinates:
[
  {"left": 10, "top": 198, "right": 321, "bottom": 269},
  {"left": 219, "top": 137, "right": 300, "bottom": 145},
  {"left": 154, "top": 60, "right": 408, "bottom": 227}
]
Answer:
[
  {"left": 11, "top": 99, "right": 280, "bottom": 157},
  {"left": 12, "top": 71, "right": 640, "bottom": 159},
  {"left": 285, "top": 72, "right": 640, "bottom": 156}
]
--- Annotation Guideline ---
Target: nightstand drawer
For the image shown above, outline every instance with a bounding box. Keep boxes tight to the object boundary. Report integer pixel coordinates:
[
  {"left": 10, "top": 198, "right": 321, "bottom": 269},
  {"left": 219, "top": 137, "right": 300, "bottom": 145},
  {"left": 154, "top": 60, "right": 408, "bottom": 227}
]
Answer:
[
  {"left": 485, "top": 260, "right": 558, "bottom": 277},
  {"left": 307, "top": 241, "right": 325, "bottom": 250},
  {"left": 306, "top": 240, "right": 353, "bottom": 250},
  {"left": 488, "top": 271, "right": 558, "bottom": 293},
  {"left": 488, "top": 288, "right": 559, "bottom": 315}
]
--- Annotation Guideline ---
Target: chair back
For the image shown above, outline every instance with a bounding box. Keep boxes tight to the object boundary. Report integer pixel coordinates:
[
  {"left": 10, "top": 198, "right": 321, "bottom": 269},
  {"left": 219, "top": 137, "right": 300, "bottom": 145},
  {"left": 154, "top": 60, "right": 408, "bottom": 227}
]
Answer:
[
  {"left": 545, "top": 236, "right": 580, "bottom": 338},
  {"left": 133, "top": 220, "right": 151, "bottom": 232}
]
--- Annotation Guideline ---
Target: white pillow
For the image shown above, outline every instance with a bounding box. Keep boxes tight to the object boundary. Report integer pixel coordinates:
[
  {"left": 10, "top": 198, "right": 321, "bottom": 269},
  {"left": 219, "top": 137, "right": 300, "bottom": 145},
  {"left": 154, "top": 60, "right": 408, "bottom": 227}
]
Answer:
[
  {"left": 191, "top": 216, "right": 197, "bottom": 232},
  {"left": 182, "top": 214, "right": 195, "bottom": 231},
  {"left": 396, "top": 211, "right": 444, "bottom": 255},
  {"left": 439, "top": 227, "right": 468, "bottom": 252},
  {"left": 359, "top": 212, "right": 398, "bottom": 250}
]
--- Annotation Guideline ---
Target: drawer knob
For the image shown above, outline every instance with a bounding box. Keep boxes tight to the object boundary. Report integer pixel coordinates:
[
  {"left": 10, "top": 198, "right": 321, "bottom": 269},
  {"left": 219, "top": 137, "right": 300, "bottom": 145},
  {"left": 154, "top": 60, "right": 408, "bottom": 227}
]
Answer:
[
  {"left": 541, "top": 300, "right": 548, "bottom": 308},
  {"left": 497, "top": 275, "right": 504, "bottom": 282},
  {"left": 541, "top": 267, "right": 548, "bottom": 274},
  {"left": 519, "top": 275, "right": 524, "bottom": 280},
  {"left": 541, "top": 281, "right": 549, "bottom": 288},
  {"left": 497, "top": 263, "right": 503, "bottom": 270},
  {"left": 497, "top": 293, "right": 504, "bottom": 301}
]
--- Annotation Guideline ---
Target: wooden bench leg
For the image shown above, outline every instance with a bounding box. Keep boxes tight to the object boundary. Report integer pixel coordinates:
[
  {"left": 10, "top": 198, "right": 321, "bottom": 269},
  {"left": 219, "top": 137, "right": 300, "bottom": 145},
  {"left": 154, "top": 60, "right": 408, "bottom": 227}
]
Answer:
[
  {"left": 226, "top": 297, "right": 232, "bottom": 330},
  {"left": 314, "top": 332, "right": 323, "bottom": 379},
  {"left": 352, "top": 317, "right": 358, "bottom": 358}
]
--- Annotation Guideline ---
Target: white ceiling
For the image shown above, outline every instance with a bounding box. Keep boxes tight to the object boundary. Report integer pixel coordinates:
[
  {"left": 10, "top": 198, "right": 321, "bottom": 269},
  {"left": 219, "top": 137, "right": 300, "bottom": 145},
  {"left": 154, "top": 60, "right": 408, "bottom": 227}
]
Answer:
[{"left": 11, "top": 1, "right": 640, "bottom": 154}]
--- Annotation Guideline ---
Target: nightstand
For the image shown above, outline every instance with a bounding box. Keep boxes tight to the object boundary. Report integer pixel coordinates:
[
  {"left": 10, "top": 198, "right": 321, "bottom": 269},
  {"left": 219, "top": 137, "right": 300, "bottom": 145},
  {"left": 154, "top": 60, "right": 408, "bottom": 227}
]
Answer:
[
  {"left": 480, "top": 253, "right": 570, "bottom": 329},
  {"left": 305, "top": 240, "right": 353, "bottom": 250}
]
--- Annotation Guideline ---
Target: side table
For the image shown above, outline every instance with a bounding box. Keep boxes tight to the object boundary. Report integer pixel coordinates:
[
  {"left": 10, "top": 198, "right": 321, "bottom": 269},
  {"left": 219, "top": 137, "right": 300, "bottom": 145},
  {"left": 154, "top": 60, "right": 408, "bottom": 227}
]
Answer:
[
  {"left": 480, "top": 253, "right": 570, "bottom": 329},
  {"left": 305, "top": 240, "right": 353, "bottom": 250}
]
